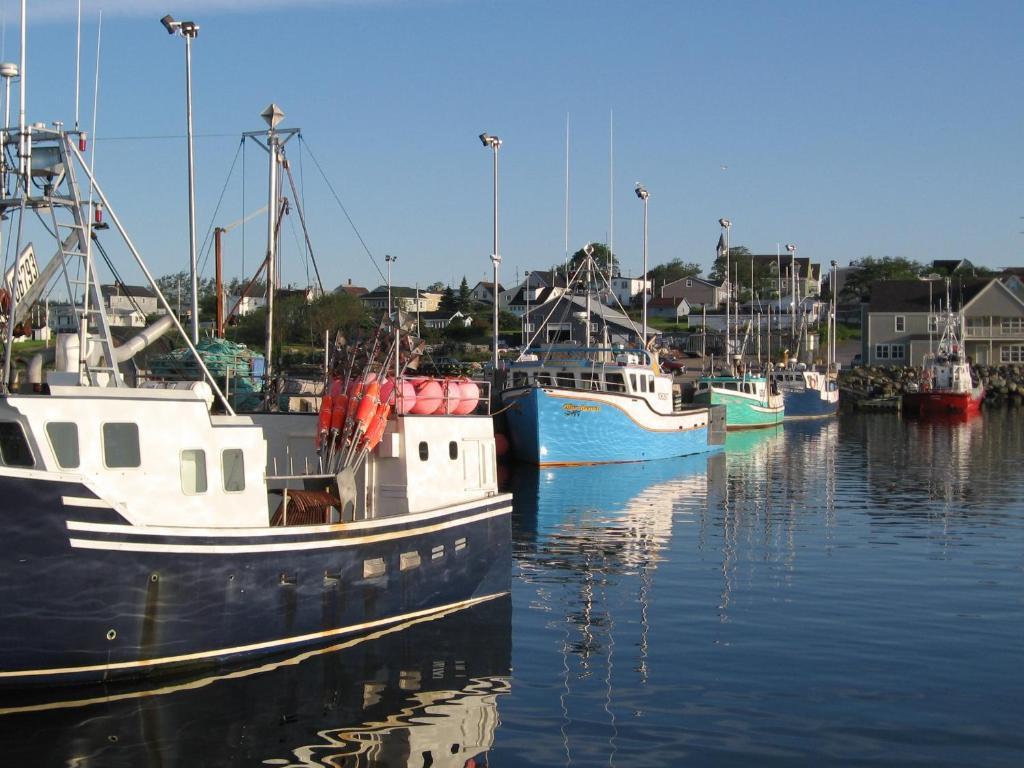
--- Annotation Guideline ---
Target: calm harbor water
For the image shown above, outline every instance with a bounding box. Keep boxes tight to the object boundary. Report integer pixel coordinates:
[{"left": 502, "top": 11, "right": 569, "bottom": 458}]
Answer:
[{"left": 3, "top": 411, "right": 1023, "bottom": 766}]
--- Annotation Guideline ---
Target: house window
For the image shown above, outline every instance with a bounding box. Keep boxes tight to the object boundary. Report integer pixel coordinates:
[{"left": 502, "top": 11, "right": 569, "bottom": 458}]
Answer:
[
  {"left": 1001, "top": 345, "right": 1024, "bottom": 363},
  {"left": 222, "top": 449, "right": 245, "bottom": 492},
  {"left": 0, "top": 422, "right": 34, "bottom": 467},
  {"left": 46, "top": 422, "right": 79, "bottom": 468},
  {"left": 1001, "top": 317, "right": 1024, "bottom": 334},
  {"left": 874, "top": 344, "right": 905, "bottom": 361},
  {"left": 685, "top": 279, "right": 693, "bottom": 287},
  {"left": 180, "top": 449, "right": 208, "bottom": 495},
  {"left": 894, "top": 316, "right": 905, "bottom": 332},
  {"left": 928, "top": 315, "right": 938, "bottom": 333},
  {"left": 102, "top": 423, "right": 140, "bottom": 468}
]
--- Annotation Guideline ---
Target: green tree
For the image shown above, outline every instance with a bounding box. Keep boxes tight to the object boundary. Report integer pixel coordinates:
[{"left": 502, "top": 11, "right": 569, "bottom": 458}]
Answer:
[
  {"left": 708, "top": 246, "right": 751, "bottom": 283},
  {"left": 567, "top": 242, "right": 619, "bottom": 278},
  {"left": 457, "top": 277, "right": 472, "bottom": 312},
  {"left": 647, "top": 258, "right": 702, "bottom": 286},
  {"left": 840, "top": 256, "right": 925, "bottom": 302},
  {"left": 439, "top": 285, "right": 458, "bottom": 313},
  {"left": 426, "top": 281, "right": 445, "bottom": 292}
]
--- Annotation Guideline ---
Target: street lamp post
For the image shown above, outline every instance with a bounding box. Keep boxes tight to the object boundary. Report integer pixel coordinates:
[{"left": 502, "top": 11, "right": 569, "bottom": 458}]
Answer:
[
  {"left": 161, "top": 14, "right": 200, "bottom": 343},
  {"left": 785, "top": 243, "right": 797, "bottom": 344},
  {"left": 636, "top": 184, "right": 649, "bottom": 345},
  {"left": 480, "top": 132, "right": 502, "bottom": 373},
  {"left": 719, "top": 218, "right": 732, "bottom": 359},
  {"left": 385, "top": 254, "right": 397, "bottom": 318}
]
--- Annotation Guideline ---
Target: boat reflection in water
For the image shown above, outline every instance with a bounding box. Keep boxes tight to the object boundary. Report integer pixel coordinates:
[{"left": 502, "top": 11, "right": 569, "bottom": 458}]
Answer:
[{"left": 0, "top": 597, "right": 511, "bottom": 767}]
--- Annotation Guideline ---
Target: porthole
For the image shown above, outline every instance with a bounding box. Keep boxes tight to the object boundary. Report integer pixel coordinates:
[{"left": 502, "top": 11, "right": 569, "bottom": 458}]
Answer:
[
  {"left": 449, "top": 441, "right": 458, "bottom": 460},
  {"left": 419, "top": 441, "right": 429, "bottom": 461}
]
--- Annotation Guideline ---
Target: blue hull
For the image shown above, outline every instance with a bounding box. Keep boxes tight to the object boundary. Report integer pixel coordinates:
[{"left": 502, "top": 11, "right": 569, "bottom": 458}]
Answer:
[
  {"left": 503, "top": 387, "right": 722, "bottom": 466},
  {"left": 0, "top": 474, "right": 511, "bottom": 686},
  {"left": 781, "top": 388, "right": 839, "bottom": 420}
]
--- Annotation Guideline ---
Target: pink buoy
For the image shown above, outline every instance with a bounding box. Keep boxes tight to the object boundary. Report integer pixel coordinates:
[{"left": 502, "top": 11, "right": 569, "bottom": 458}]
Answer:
[
  {"left": 453, "top": 378, "right": 480, "bottom": 415},
  {"left": 411, "top": 378, "right": 443, "bottom": 415},
  {"left": 396, "top": 379, "right": 417, "bottom": 415},
  {"left": 379, "top": 377, "right": 396, "bottom": 404}
]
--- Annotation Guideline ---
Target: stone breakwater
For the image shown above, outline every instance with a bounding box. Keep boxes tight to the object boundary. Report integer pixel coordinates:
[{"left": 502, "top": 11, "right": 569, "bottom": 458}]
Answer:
[{"left": 838, "top": 365, "right": 1024, "bottom": 406}]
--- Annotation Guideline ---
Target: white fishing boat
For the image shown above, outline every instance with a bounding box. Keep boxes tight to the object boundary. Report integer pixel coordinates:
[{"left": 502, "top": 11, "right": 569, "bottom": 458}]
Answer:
[{"left": 0, "top": 12, "right": 510, "bottom": 687}]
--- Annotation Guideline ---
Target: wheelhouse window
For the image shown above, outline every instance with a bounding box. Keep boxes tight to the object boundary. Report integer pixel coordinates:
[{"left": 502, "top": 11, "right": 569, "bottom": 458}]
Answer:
[
  {"left": 629, "top": 373, "right": 637, "bottom": 391},
  {"left": 555, "top": 372, "right": 575, "bottom": 388},
  {"left": 45, "top": 422, "right": 79, "bottom": 468},
  {"left": 536, "top": 372, "right": 553, "bottom": 386},
  {"left": 0, "top": 422, "right": 34, "bottom": 467},
  {"left": 180, "top": 449, "right": 208, "bottom": 495},
  {"left": 512, "top": 372, "right": 528, "bottom": 388},
  {"left": 581, "top": 372, "right": 600, "bottom": 390},
  {"left": 605, "top": 373, "right": 625, "bottom": 392},
  {"left": 102, "top": 423, "right": 140, "bottom": 468},
  {"left": 222, "top": 449, "right": 245, "bottom": 492}
]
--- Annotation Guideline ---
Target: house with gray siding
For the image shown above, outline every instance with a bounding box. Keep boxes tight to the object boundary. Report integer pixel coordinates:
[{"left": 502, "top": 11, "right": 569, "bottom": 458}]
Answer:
[
  {"left": 862, "top": 278, "right": 1024, "bottom": 367},
  {"left": 661, "top": 275, "right": 726, "bottom": 308}
]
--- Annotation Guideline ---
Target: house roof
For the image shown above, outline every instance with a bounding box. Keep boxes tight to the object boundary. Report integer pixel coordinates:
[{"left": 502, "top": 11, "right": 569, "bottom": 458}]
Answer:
[
  {"left": 527, "top": 270, "right": 568, "bottom": 289},
  {"left": 419, "top": 310, "right": 462, "bottom": 321},
  {"left": 101, "top": 284, "right": 156, "bottom": 299},
  {"left": 508, "top": 286, "right": 560, "bottom": 306},
  {"left": 867, "top": 278, "right": 991, "bottom": 312},
  {"left": 932, "top": 259, "right": 973, "bottom": 274},
  {"left": 473, "top": 281, "right": 505, "bottom": 292},
  {"left": 334, "top": 283, "right": 368, "bottom": 296},
  {"left": 662, "top": 275, "right": 722, "bottom": 291},
  {"left": 649, "top": 296, "right": 687, "bottom": 308},
  {"left": 361, "top": 285, "right": 422, "bottom": 299},
  {"left": 748, "top": 255, "right": 820, "bottom": 280}
]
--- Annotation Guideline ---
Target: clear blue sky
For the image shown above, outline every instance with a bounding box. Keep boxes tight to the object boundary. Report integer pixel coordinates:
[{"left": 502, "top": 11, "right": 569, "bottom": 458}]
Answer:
[{"left": 7, "top": 0, "right": 1023, "bottom": 294}]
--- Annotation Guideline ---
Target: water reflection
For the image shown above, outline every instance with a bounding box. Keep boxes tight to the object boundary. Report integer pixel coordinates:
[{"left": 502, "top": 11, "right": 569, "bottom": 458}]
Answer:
[
  {"left": 499, "top": 412, "right": 1024, "bottom": 766},
  {"left": 0, "top": 598, "right": 511, "bottom": 767}
]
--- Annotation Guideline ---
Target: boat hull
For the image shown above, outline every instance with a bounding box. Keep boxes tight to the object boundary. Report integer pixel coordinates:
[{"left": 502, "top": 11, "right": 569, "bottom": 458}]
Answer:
[
  {"left": 692, "top": 389, "right": 784, "bottom": 430},
  {"left": 0, "top": 472, "right": 511, "bottom": 687},
  {"left": 902, "top": 388, "right": 984, "bottom": 416},
  {"left": 779, "top": 386, "right": 839, "bottom": 420},
  {"left": 502, "top": 387, "right": 723, "bottom": 466}
]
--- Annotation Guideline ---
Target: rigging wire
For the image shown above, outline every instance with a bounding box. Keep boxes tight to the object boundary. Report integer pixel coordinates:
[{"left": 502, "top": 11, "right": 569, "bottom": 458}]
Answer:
[
  {"left": 298, "top": 135, "right": 385, "bottom": 284},
  {"left": 196, "top": 137, "right": 243, "bottom": 278}
]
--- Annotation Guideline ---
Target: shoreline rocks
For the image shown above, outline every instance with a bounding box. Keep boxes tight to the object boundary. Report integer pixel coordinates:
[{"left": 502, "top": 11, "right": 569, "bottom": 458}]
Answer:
[{"left": 838, "top": 364, "right": 1024, "bottom": 407}]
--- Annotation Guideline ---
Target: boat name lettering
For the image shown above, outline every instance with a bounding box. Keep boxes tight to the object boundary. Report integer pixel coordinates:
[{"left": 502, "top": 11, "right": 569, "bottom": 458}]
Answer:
[{"left": 563, "top": 404, "right": 599, "bottom": 414}]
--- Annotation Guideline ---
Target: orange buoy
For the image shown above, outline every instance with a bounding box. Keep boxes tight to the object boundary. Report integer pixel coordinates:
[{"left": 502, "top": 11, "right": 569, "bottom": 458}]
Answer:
[
  {"left": 355, "top": 380, "right": 381, "bottom": 428},
  {"left": 330, "top": 393, "right": 348, "bottom": 431}
]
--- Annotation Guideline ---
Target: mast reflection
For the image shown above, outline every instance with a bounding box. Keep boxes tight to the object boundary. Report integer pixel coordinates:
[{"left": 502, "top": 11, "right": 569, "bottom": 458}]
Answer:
[{"left": 0, "top": 597, "right": 512, "bottom": 767}]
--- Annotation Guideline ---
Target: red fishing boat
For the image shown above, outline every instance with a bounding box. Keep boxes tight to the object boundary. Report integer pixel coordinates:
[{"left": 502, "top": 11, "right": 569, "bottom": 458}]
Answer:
[{"left": 903, "top": 285, "right": 984, "bottom": 416}]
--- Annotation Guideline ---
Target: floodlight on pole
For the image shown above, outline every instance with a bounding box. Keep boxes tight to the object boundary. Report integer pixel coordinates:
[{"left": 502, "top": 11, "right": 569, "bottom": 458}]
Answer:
[
  {"left": 635, "top": 185, "right": 650, "bottom": 343},
  {"left": 385, "top": 254, "right": 397, "bottom": 317},
  {"left": 162, "top": 12, "right": 201, "bottom": 343},
  {"left": 480, "top": 131, "right": 502, "bottom": 373}
]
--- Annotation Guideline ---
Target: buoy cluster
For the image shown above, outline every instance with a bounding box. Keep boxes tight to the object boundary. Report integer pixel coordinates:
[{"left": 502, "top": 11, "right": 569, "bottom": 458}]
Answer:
[{"left": 315, "top": 316, "right": 485, "bottom": 475}]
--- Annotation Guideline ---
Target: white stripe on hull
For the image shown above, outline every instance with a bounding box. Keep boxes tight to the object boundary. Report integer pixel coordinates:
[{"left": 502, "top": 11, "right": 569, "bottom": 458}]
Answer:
[{"left": 68, "top": 505, "right": 512, "bottom": 554}]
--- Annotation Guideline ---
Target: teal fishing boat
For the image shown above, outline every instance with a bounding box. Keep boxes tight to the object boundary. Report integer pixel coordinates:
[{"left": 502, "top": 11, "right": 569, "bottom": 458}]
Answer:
[{"left": 693, "top": 372, "right": 784, "bottom": 430}]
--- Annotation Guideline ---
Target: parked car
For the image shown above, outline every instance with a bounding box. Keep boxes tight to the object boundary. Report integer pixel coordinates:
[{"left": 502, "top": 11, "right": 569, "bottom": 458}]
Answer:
[{"left": 659, "top": 355, "right": 687, "bottom": 373}]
